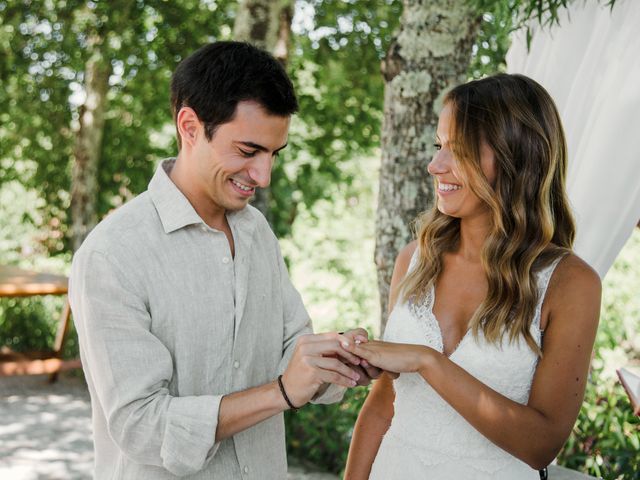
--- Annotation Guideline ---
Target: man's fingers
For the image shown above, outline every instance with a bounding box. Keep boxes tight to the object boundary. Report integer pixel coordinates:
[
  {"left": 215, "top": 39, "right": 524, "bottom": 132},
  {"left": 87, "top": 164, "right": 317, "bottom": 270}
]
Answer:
[
  {"left": 311, "top": 356, "right": 361, "bottom": 383},
  {"left": 309, "top": 357, "right": 358, "bottom": 388},
  {"left": 363, "top": 364, "right": 382, "bottom": 380},
  {"left": 347, "top": 361, "right": 382, "bottom": 383},
  {"left": 314, "top": 366, "right": 359, "bottom": 388},
  {"left": 346, "top": 364, "right": 373, "bottom": 386}
]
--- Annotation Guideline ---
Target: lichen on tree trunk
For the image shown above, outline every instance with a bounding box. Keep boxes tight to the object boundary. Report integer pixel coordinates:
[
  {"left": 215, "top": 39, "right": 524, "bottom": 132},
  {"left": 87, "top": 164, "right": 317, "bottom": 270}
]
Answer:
[{"left": 375, "top": 1, "right": 481, "bottom": 332}]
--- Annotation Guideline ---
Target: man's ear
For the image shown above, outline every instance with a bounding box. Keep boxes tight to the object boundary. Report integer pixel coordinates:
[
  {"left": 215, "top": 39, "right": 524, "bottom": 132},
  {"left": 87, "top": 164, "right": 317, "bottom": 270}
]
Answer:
[{"left": 176, "top": 107, "right": 201, "bottom": 147}]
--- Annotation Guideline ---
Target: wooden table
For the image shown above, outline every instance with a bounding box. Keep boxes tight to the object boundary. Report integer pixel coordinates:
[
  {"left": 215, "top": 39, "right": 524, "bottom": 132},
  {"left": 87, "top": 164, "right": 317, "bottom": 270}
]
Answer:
[{"left": 0, "top": 265, "right": 81, "bottom": 380}]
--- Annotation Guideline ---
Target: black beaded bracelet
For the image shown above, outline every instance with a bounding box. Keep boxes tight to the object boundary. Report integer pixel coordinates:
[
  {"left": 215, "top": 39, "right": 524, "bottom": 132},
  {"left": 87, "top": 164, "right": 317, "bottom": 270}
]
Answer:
[{"left": 277, "top": 375, "right": 299, "bottom": 412}]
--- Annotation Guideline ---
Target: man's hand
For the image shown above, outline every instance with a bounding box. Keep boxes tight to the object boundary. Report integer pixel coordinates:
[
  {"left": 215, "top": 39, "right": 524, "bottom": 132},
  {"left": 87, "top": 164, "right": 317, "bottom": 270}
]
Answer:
[{"left": 281, "top": 332, "right": 364, "bottom": 408}]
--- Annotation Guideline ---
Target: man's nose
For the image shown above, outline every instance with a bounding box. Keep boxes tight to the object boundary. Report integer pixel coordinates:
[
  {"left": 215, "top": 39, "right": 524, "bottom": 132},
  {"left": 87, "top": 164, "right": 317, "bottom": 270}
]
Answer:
[{"left": 248, "top": 155, "right": 273, "bottom": 188}]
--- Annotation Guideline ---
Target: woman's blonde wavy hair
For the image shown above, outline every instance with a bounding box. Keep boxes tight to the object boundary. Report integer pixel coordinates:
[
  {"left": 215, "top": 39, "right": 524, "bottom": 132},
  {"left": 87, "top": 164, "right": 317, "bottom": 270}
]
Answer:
[{"left": 400, "top": 74, "right": 575, "bottom": 355}]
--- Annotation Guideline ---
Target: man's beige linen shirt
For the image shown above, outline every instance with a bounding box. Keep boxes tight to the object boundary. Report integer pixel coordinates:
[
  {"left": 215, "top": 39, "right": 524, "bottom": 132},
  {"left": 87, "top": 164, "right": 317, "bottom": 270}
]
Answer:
[{"left": 70, "top": 160, "right": 340, "bottom": 479}]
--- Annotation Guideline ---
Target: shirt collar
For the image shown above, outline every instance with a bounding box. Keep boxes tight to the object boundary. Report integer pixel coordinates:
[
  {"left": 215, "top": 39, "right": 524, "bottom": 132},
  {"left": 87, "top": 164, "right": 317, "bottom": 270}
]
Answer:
[{"left": 148, "top": 158, "right": 256, "bottom": 235}]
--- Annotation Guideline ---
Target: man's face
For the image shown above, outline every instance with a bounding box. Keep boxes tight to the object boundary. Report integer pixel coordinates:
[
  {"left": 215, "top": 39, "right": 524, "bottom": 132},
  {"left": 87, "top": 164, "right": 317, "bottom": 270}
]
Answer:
[{"left": 190, "top": 100, "right": 290, "bottom": 214}]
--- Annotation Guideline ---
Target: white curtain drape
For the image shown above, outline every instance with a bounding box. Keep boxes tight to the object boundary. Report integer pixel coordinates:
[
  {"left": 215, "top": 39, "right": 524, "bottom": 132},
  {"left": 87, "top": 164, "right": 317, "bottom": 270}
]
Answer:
[{"left": 506, "top": 0, "right": 640, "bottom": 278}]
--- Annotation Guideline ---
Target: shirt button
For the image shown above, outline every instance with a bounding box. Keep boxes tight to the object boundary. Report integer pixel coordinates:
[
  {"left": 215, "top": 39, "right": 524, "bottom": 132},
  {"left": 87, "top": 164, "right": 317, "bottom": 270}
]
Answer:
[
  {"left": 233, "top": 361, "right": 240, "bottom": 369},
  {"left": 200, "top": 225, "right": 208, "bottom": 232},
  {"left": 244, "top": 466, "right": 249, "bottom": 473},
  {"left": 222, "top": 257, "right": 230, "bottom": 264}
]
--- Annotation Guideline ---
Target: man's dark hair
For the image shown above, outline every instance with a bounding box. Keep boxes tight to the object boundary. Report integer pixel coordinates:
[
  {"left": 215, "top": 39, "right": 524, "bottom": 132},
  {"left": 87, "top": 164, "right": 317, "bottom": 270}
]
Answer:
[{"left": 170, "top": 41, "right": 298, "bottom": 147}]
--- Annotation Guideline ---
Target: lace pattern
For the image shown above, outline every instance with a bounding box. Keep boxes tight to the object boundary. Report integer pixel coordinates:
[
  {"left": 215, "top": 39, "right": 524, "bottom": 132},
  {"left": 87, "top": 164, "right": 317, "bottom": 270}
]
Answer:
[{"left": 407, "top": 286, "right": 443, "bottom": 353}]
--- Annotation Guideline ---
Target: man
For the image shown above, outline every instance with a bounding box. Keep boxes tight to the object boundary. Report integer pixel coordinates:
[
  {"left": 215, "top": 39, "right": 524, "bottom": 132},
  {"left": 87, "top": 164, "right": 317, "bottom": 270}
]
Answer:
[{"left": 70, "top": 42, "right": 376, "bottom": 479}]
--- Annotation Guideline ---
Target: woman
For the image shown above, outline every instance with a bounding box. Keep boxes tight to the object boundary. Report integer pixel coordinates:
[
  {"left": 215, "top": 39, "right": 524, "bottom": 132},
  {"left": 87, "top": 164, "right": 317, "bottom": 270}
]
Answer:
[{"left": 344, "top": 74, "right": 601, "bottom": 479}]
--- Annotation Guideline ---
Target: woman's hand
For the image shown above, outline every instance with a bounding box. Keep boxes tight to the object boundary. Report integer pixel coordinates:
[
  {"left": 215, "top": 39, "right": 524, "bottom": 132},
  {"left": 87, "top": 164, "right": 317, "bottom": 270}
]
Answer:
[
  {"left": 338, "top": 329, "right": 383, "bottom": 385},
  {"left": 346, "top": 340, "right": 434, "bottom": 374}
]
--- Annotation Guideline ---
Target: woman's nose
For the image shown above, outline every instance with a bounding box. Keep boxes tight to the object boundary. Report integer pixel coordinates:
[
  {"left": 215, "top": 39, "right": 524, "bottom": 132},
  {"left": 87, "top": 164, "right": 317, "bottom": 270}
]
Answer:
[{"left": 427, "top": 150, "right": 449, "bottom": 176}]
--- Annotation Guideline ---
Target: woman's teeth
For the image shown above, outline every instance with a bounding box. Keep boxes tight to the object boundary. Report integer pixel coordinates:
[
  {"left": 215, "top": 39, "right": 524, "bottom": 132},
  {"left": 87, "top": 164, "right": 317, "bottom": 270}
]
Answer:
[{"left": 438, "top": 183, "right": 461, "bottom": 192}]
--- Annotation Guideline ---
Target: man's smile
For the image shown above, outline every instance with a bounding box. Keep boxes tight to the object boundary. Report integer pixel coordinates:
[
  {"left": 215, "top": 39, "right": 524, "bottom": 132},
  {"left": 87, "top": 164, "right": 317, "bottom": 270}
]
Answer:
[{"left": 230, "top": 178, "right": 256, "bottom": 196}]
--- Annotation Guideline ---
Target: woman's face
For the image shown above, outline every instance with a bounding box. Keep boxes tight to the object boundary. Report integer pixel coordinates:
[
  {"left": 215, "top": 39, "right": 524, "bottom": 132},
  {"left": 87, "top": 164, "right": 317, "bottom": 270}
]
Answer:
[{"left": 428, "top": 102, "right": 497, "bottom": 221}]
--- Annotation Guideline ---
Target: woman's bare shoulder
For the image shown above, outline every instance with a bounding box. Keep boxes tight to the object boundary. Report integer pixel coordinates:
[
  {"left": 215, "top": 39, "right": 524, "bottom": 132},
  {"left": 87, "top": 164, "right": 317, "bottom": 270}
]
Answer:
[
  {"left": 394, "top": 241, "right": 418, "bottom": 277},
  {"left": 387, "top": 241, "right": 419, "bottom": 310},
  {"left": 547, "top": 253, "right": 601, "bottom": 319},
  {"left": 553, "top": 253, "right": 600, "bottom": 289}
]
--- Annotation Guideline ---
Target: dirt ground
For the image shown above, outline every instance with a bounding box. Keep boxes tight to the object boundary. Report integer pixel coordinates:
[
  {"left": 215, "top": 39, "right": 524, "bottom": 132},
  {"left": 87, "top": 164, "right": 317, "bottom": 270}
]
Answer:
[{"left": 0, "top": 373, "right": 337, "bottom": 480}]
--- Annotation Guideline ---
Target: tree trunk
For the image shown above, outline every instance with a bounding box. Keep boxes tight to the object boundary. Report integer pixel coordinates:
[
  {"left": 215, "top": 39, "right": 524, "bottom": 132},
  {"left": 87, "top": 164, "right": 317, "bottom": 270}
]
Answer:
[
  {"left": 70, "top": 41, "right": 111, "bottom": 252},
  {"left": 375, "top": 1, "right": 481, "bottom": 332},
  {"left": 233, "top": 0, "right": 294, "bottom": 222}
]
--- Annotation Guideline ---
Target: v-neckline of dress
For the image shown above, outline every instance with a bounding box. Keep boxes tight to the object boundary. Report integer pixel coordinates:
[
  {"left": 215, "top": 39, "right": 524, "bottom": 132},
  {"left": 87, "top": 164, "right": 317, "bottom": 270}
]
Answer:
[{"left": 428, "top": 283, "right": 472, "bottom": 359}]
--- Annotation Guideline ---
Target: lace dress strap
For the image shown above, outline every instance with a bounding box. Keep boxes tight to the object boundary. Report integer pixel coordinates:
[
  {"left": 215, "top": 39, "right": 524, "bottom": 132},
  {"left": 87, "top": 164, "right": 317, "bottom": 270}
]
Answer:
[
  {"left": 533, "top": 254, "right": 567, "bottom": 329},
  {"left": 407, "top": 246, "right": 420, "bottom": 272},
  {"left": 537, "top": 255, "right": 565, "bottom": 291}
]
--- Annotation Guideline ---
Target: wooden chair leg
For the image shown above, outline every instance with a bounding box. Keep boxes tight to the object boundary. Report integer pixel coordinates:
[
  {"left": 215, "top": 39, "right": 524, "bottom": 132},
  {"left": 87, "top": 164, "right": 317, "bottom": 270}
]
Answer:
[{"left": 49, "top": 297, "right": 72, "bottom": 383}]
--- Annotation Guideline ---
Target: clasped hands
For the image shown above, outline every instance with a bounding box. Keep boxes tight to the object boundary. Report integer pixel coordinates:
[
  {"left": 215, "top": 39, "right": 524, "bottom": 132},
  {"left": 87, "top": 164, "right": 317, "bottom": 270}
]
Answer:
[{"left": 282, "top": 328, "right": 432, "bottom": 408}]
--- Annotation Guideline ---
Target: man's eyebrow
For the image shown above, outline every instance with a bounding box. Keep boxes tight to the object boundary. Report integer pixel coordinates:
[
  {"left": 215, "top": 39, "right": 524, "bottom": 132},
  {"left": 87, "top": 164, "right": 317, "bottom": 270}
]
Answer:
[{"left": 236, "top": 141, "right": 288, "bottom": 152}]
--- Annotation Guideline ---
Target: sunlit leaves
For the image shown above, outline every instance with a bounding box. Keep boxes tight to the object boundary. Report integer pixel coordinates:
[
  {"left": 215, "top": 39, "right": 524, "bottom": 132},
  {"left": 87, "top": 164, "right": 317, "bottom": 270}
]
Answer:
[{"left": 0, "top": 0, "right": 235, "bottom": 251}]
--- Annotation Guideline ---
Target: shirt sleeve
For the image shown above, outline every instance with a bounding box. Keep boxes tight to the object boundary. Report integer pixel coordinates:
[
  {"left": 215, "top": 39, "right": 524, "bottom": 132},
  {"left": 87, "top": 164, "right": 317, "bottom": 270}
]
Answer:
[
  {"left": 274, "top": 242, "right": 346, "bottom": 405},
  {"left": 70, "top": 248, "right": 222, "bottom": 477}
]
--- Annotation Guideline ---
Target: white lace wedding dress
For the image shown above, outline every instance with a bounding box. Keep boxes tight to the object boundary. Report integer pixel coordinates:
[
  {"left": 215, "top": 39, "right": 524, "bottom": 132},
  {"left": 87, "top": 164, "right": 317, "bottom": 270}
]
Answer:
[{"left": 369, "top": 254, "right": 563, "bottom": 479}]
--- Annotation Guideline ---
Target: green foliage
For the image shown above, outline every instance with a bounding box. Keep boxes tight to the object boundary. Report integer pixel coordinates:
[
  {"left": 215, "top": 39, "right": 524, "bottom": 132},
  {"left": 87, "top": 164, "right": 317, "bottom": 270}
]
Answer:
[
  {"left": 0, "top": 180, "right": 76, "bottom": 358},
  {"left": 2, "top": 0, "right": 580, "bottom": 244},
  {"left": 268, "top": 0, "right": 401, "bottom": 236},
  {"left": 557, "top": 229, "right": 640, "bottom": 479},
  {"left": 0, "top": 181, "right": 49, "bottom": 261},
  {"left": 281, "top": 152, "right": 380, "bottom": 475},
  {"left": 559, "top": 381, "right": 640, "bottom": 479},
  {"left": 468, "top": 0, "right": 572, "bottom": 31},
  {"left": 0, "top": 296, "right": 76, "bottom": 356},
  {"left": 466, "top": 0, "right": 571, "bottom": 78},
  {"left": 0, "top": 0, "right": 401, "bottom": 242},
  {"left": 280, "top": 154, "right": 380, "bottom": 336},
  {"left": 285, "top": 386, "right": 369, "bottom": 476},
  {"left": 0, "top": 0, "right": 236, "bottom": 250},
  {"left": 467, "top": 0, "right": 620, "bottom": 77},
  {"left": 468, "top": 6, "right": 514, "bottom": 78}
]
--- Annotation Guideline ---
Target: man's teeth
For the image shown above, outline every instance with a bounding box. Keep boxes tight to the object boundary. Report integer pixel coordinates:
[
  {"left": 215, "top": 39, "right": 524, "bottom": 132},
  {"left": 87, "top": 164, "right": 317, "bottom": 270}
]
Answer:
[
  {"left": 232, "top": 179, "right": 253, "bottom": 191},
  {"left": 439, "top": 183, "right": 461, "bottom": 192}
]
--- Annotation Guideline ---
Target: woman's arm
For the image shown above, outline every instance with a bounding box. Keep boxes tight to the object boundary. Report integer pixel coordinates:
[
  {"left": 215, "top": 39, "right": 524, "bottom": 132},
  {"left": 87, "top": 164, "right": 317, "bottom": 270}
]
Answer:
[
  {"left": 343, "top": 242, "right": 417, "bottom": 479},
  {"left": 349, "top": 254, "right": 601, "bottom": 469},
  {"left": 343, "top": 373, "right": 396, "bottom": 479}
]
